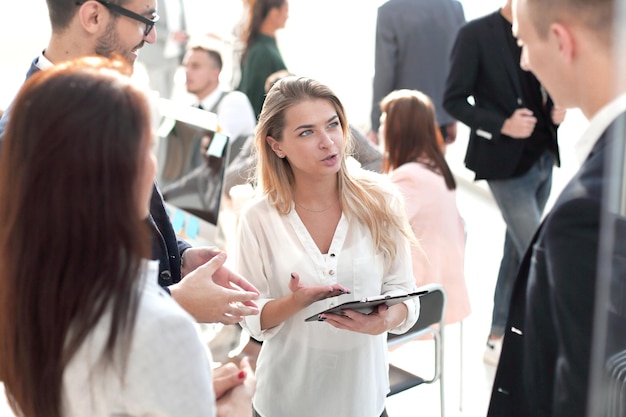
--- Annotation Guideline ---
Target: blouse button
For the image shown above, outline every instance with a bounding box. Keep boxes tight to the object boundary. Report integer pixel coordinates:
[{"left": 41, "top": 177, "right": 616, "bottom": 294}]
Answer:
[
  {"left": 329, "top": 270, "right": 335, "bottom": 275},
  {"left": 330, "top": 253, "right": 336, "bottom": 257}
]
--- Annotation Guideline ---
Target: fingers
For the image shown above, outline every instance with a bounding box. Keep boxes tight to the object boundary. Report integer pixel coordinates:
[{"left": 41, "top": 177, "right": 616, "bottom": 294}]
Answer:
[
  {"left": 318, "top": 285, "right": 351, "bottom": 301},
  {"left": 196, "top": 252, "right": 227, "bottom": 274},
  {"left": 225, "top": 268, "right": 261, "bottom": 295},
  {"left": 238, "top": 355, "right": 253, "bottom": 374},
  {"left": 225, "top": 289, "right": 260, "bottom": 311},
  {"left": 212, "top": 362, "right": 246, "bottom": 399},
  {"left": 514, "top": 108, "right": 534, "bottom": 118},
  {"left": 288, "top": 272, "right": 301, "bottom": 293},
  {"left": 212, "top": 362, "right": 239, "bottom": 379}
]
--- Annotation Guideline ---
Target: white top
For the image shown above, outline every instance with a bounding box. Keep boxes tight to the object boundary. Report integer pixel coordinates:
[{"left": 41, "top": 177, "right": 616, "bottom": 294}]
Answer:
[
  {"left": 199, "top": 86, "right": 256, "bottom": 140},
  {"left": 62, "top": 260, "right": 216, "bottom": 417},
  {"left": 236, "top": 196, "right": 418, "bottom": 417},
  {"left": 575, "top": 93, "right": 626, "bottom": 163}
]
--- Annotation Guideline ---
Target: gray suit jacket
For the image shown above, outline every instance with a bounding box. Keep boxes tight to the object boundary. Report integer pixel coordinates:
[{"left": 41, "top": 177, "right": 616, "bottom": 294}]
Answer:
[{"left": 371, "top": 0, "right": 465, "bottom": 131}]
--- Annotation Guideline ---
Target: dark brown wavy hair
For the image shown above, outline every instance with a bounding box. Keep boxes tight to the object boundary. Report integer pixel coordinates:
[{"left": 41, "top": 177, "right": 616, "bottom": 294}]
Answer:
[
  {"left": 380, "top": 89, "right": 456, "bottom": 190},
  {"left": 0, "top": 55, "right": 151, "bottom": 417}
]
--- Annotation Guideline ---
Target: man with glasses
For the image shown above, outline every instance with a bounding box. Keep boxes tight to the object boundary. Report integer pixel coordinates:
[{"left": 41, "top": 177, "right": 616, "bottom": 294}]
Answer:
[{"left": 0, "top": 0, "right": 259, "bottom": 398}]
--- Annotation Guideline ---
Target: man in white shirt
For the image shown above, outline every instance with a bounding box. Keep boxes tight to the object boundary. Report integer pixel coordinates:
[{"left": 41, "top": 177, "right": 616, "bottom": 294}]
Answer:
[
  {"left": 488, "top": 0, "right": 626, "bottom": 416},
  {"left": 183, "top": 40, "right": 256, "bottom": 163}
]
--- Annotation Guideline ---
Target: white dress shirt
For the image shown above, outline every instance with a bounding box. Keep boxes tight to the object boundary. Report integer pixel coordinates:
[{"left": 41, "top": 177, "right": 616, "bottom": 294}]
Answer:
[
  {"left": 62, "top": 260, "right": 216, "bottom": 417},
  {"left": 199, "top": 86, "right": 256, "bottom": 140},
  {"left": 575, "top": 93, "right": 626, "bottom": 163},
  {"left": 237, "top": 195, "right": 418, "bottom": 417}
]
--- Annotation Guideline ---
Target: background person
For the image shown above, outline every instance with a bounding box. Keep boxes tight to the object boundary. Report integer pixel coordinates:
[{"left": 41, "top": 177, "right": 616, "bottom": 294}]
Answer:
[
  {"left": 369, "top": 0, "right": 465, "bottom": 146},
  {"left": 379, "top": 89, "right": 471, "bottom": 325},
  {"left": 183, "top": 39, "right": 256, "bottom": 164},
  {"left": 443, "top": 0, "right": 564, "bottom": 365},
  {"left": 236, "top": 0, "right": 289, "bottom": 118},
  {"left": 236, "top": 76, "right": 418, "bottom": 417}
]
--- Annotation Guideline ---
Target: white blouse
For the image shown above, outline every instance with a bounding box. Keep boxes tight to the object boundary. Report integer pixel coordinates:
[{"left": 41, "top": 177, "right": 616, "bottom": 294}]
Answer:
[
  {"left": 62, "top": 260, "right": 216, "bottom": 417},
  {"left": 237, "top": 196, "right": 418, "bottom": 417}
]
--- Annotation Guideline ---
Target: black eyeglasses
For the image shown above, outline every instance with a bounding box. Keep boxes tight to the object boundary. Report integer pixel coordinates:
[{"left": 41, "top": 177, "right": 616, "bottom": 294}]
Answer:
[{"left": 76, "top": 0, "right": 159, "bottom": 36}]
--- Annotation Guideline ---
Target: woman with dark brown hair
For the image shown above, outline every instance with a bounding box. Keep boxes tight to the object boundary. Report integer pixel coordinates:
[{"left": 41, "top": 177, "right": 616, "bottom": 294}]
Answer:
[
  {"left": 0, "top": 56, "right": 253, "bottom": 417},
  {"left": 237, "top": 0, "right": 289, "bottom": 118},
  {"left": 380, "top": 89, "right": 471, "bottom": 325}
]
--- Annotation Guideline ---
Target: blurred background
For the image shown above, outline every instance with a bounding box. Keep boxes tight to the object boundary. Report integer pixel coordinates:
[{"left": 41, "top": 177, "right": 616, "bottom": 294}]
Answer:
[
  {"left": 0, "top": 1, "right": 589, "bottom": 416},
  {"left": 0, "top": 0, "right": 509, "bottom": 127}
]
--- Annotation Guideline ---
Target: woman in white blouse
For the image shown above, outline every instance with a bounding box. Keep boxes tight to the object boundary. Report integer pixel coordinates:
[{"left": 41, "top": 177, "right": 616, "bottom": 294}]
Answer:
[
  {"left": 379, "top": 89, "right": 471, "bottom": 325},
  {"left": 0, "top": 56, "right": 254, "bottom": 417},
  {"left": 236, "top": 76, "right": 419, "bottom": 417}
]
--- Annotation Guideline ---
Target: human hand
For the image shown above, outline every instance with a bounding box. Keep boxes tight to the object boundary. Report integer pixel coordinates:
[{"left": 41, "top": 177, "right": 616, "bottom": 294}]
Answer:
[
  {"left": 216, "top": 357, "right": 256, "bottom": 417},
  {"left": 182, "top": 246, "right": 222, "bottom": 277},
  {"left": 320, "top": 303, "right": 390, "bottom": 335},
  {"left": 213, "top": 361, "right": 247, "bottom": 399},
  {"left": 551, "top": 107, "right": 567, "bottom": 125},
  {"left": 288, "top": 272, "right": 351, "bottom": 309},
  {"left": 182, "top": 247, "right": 260, "bottom": 307},
  {"left": 170, "top": 253, "right": 259, "bottom": 324},
  {"left": 444, "top": 122, "right": 458, "bottom": 144},
  {"left": 172, "top": 30, "right": 189, "bottom": 44},
  {"left": 501, "top": 108, "right": 537, "bottom": 139}
]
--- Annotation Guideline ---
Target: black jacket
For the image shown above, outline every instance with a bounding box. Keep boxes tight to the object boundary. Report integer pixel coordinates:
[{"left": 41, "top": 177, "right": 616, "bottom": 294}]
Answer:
[
  {"left": 444, "top": 11, "right": 559, "bottom": 180},
  {"left": 488, "top": 114, "right": 626, "bottom": 417}
]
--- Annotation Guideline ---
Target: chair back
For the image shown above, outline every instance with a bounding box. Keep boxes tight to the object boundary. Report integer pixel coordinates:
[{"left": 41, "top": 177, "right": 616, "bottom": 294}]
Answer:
[{"left": 388, "top": 284, "right": 446, "bottom": 347}]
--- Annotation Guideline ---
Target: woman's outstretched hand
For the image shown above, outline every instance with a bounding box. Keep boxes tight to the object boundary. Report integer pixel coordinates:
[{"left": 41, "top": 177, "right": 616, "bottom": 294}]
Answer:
[{"left": 288, "top": 272, "right": 351, "bottom": 308}]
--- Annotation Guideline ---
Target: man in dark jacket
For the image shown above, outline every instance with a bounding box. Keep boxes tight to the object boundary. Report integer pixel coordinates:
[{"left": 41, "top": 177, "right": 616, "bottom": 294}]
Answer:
[
  {"left": 487, "top": 0, "right": 626, "bottom": 415},
  {"left": 0, "top": 0, "right": 259, "bottom": 325},
  {"left": 443, "top": 0, "right": 564, "bottom": 365}
]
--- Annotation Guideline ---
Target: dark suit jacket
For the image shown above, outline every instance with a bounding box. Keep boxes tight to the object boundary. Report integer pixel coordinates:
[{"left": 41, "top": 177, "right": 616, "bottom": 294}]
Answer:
[
  {"left": 0, "top": 58, "right": 190, "bottom": 289},
  {"left": 443, "top": 11, "right": 559, "bottom": 180},
  {"left": 487, "top": 113, "right": 626, "bottom": 417}
]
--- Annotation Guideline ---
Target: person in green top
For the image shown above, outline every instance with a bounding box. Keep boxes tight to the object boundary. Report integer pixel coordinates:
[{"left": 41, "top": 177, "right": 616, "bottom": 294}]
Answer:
[{"left": 237, "top": 0, "right": 289, "bottom": 118}]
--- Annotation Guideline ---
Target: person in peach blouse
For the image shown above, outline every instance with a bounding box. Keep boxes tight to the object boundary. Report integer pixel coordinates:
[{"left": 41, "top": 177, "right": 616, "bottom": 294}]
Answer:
[{"left": 380, "top": 89, "right": 471, "bottom": 324}]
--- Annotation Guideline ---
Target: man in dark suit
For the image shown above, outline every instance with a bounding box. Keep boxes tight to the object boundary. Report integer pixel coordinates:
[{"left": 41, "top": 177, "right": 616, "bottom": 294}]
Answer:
[
  {"left": 0, "top": 0, "right": 258, "bottom": 325},
  {"left": 487, "top": 0, "right": 626, "bottom": 415},
  {"left": 369, "top": 0, "right": 465, "bottom": 145},
  {"left": 443, "top": 0, "right": 564, "bottom": 365}
]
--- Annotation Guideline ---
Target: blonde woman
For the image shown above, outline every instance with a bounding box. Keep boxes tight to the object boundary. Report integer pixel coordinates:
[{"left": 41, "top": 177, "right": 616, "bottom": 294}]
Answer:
[{"left": 236, "top": 76, "right": 419, "bottom": 417}]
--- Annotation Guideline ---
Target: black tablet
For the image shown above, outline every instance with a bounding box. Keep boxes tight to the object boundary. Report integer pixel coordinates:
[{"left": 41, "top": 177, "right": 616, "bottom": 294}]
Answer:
[{"left": 304, "top": 290, "right": 428, "bottom": 322}]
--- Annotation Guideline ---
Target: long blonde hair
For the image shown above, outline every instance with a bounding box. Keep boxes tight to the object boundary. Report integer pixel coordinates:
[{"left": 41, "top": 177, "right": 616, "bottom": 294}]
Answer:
[{"left": 254, "top": 76, "right": 415, "bottom": 261}]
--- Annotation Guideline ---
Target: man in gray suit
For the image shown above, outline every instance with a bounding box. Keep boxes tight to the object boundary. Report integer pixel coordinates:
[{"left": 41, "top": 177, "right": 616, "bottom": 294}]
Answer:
[
  {"left": 138, "top": 0, "right": 188, "bottom": 98},
  {"left": 369, "top": 0, "right": 465, "bottom": 145}
]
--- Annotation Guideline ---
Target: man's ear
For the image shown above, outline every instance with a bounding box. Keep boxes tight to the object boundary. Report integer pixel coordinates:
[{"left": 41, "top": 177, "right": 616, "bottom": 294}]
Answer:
[
  {"left": 77, "top": 1, "right": 106, "bottom": 35},
  {"left": 550, "top": 22, "right": 575, "bottom": 63},
  {"left": 266, "top": 136, "right": 285, "bottom": 158}
]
